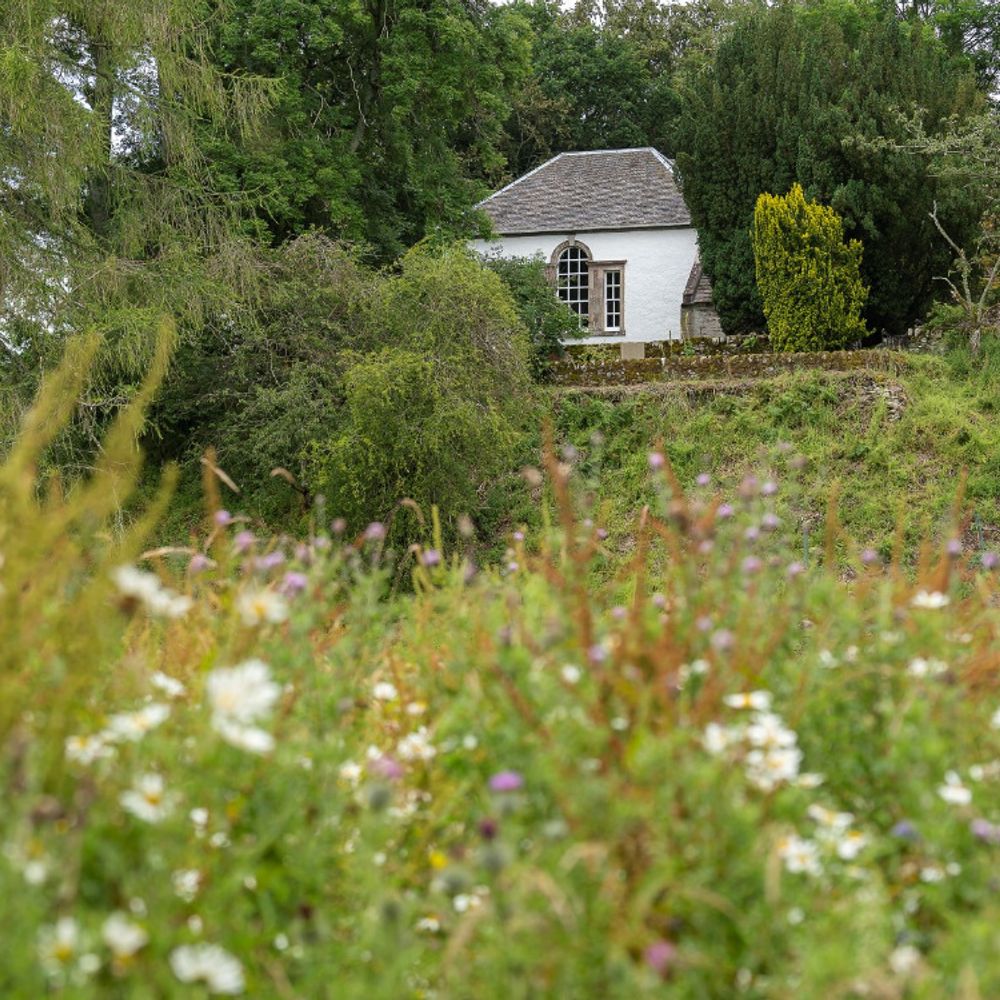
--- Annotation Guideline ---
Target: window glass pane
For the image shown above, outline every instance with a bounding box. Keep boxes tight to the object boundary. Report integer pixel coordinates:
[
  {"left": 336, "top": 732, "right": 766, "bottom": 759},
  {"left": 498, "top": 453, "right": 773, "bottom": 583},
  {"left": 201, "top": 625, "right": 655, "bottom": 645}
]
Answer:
[
  {"left": 557, "top": 246, "right": 589, "bottom": 328},
  {"left": 605, "top": 269, "right": 621, "bottom": 331}
]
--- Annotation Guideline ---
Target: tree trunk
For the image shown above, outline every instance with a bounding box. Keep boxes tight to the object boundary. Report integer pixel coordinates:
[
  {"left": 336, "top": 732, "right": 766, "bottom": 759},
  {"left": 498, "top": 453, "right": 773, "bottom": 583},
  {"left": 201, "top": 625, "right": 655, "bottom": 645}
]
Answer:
[{"left": 84, "top": 36, "right": 115, "bottom": 238}]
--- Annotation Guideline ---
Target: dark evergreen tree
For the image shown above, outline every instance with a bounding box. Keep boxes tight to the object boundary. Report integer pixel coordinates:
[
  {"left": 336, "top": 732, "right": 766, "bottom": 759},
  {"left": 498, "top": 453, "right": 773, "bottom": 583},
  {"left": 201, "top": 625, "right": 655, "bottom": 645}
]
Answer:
[{"left": 675, "top": 2, "right": 984, "bottom": 335}]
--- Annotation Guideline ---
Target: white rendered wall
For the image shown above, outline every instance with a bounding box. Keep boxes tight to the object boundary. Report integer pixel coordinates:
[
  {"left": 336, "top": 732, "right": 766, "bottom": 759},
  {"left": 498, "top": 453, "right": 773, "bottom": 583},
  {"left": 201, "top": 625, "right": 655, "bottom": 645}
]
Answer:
[{"left": 470, "top": 227, "right": 698, "bottom": 344}]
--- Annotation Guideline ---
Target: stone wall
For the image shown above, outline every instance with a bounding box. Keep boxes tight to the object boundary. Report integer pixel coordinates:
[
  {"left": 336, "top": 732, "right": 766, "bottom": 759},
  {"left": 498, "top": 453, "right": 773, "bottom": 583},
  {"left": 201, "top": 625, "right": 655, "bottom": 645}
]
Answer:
[{"left": 548, "top": 349, "right": 911, "bottom": 387}]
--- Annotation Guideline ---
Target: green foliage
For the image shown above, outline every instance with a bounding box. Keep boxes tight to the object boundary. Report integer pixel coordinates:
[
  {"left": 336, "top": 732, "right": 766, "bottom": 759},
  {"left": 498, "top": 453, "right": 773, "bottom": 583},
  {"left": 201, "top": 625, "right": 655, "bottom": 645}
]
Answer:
[
  {"left": 481, "top": 254, "right": 582, "bottom": 377},
  {"left": 675, "top": 2, "right": 984, "bottom": 335},
  {"left": 204, "top": 0, "right": 531, "bottom": 259},
  {"left": 3, "top": 348, "right": 1000, "bottom": 996},
  {"left": 151, "top": 240, "right": 536, "bottom": 546},
  {"left": 752, "top": 184, "right": 869, "bottom": 351}
]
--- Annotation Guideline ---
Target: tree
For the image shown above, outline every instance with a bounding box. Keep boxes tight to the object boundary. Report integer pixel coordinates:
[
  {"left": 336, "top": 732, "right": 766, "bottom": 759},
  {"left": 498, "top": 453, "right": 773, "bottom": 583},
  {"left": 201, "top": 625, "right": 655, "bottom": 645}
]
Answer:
[
  {"left": 675, "top": 2, "right": 984, "bottom": 336},
  {"left": 752, "top": 184, "right": 868, "bottom": 351},
  {"left": 0, "top": 1, "right": 275, "bottom": 451},
  {"left": 202, "top": 0, "right": 531, "bottom": 260}
]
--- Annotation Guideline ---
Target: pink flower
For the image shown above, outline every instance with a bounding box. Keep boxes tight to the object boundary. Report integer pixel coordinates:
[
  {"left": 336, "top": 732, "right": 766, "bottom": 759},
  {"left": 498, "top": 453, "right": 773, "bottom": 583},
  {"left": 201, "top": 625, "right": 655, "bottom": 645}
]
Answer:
[
  {"left": 488, "top": 771, "right": 524, "bottom": 793},
  {"left": 233, "top": 530, "right": 255, "bottom": 553},
  {"left": 644, "top": 940, "right": 677, "bottom": 975}
]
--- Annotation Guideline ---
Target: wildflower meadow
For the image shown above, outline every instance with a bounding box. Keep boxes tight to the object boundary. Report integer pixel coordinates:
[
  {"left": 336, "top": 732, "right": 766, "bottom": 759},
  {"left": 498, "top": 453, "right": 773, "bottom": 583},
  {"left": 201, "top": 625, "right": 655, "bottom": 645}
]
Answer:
[{"left": 2, "top": 340, "right": 999, "bottom": 999}]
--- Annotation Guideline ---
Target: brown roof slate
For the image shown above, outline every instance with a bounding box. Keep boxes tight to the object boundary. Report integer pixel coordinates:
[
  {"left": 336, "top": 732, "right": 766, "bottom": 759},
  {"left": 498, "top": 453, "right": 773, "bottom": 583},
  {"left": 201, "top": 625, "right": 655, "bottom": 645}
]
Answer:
[
  {"left": 682, "top": 257, "right": 714, "bottom": 307},
  {"left": 479, "top": 148, "right": 691, "bottom": 235}
]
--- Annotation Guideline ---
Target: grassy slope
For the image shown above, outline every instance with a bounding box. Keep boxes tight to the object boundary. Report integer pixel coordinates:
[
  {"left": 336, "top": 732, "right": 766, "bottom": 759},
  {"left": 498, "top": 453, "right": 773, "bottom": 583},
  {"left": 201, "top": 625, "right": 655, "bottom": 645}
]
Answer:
[{"left": 547, "top": 342, "right": 1000, "bottom": 561}]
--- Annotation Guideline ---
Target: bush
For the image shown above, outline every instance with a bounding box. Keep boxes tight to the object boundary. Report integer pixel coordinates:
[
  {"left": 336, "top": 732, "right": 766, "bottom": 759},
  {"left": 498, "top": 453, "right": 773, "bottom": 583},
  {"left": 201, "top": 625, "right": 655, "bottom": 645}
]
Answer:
[
  {"left": 481, "top": 254, "right": 582, "bottom": 379},
  {"left": 305, "top": 347, "right": 523, "bottom": 543},
  {"left": 752, "top": 184, "right": 869, "bottom": 352}
]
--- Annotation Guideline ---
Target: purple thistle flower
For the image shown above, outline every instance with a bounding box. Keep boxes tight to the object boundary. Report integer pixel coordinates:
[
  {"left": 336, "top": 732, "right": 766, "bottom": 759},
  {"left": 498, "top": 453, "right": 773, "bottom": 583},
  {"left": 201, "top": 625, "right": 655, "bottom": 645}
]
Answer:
[
  {"left": 364, "top": 521, "right": 386, "bottom": 542},
  {"left": 506, "top": 561, "right": 519, "bottom": 573},
  {"left": 698, "top": 539, "right": 714, "bottom": 555},
  {"left": 370, "top": 755, "right": 404, "bottom": 781},
  {"left": 280, "top": 571, "right": 309, "bottom": 597},
  {"left": 696, "top": 472, "right": 711, "bottom": 487},
  {"left": 588, "top": 643, "right": 607, "bottom": 664},
  {"left": 648, "top": 451, "right": 665, "bottom": 470},
  {"left": 596, "top": 527, "right": 609, "bottom": 540},
  {"left": 478, "top": 817, "right": 499, "bottom": 841},
  {"left": 255, "top": 550, "right": 286, "bottom": 572},
  {"left": 611, "top": 605, "right": 627, "bottom": 620},
  {"left": 188, "top": 553, "right": 212, "bottom": 574},
  {"left": 710, "top": 628, "right": 734, "bottom": 652},
  {"left": 421, "top": 549, "right": 441, "bottom": 568},
  {"left": 786, "top": 561, "right": 805, "bottom": 579},
  {"left": 717, "top": 503, "right": 735, "bottom": 519},
  {"left": 330, "top": 517, "right": 347, "bottom": 536},
  {"left": 761, "top": 512, "right": 780, "bottom": 531},
  {"left": 860, "top": 548, "right": 880, "bottom": 566},
  {"left": 981, "top": 551, "right": 998, "bottom": 571},
  {"left": 651, "top": 593, "right": 666, "bottom": 609},
  {"left": 233, "top": 530, "right": 255, "bottom": 553},
  {"left": 970, "top": 818, "right": 1000, "bottom": 845},
  {"left": 513, "top": 530, "right": 524, "bottom": 542},
  {"left": 946, "top": 537, "right": 963, "bottom": 558},
  {"left": 741, "top": 556, "right": 762, "bottom": 575},
  {"left": 489, "top": 771, "right": 524, "bottom": 793},
  {"left": 744, "top": 526, "right": 760, "bottom": 543},
  {"left": 644, "top": 940, "right": 677, "bottom": 976},
  {"left": 695, "top": 614, "right": 713, "bottom": 632},
  {"left": 213, "top": 509, "right": 233, "bottom": 527},
  {"left": 891, "top": 820, "right": 919, "bottom": 840},
  {"left": 738, "top": 475, "right": 759, "bottom": 499},
  {"left": 761, "top": 479, "right": 778, "bottom": 497}
]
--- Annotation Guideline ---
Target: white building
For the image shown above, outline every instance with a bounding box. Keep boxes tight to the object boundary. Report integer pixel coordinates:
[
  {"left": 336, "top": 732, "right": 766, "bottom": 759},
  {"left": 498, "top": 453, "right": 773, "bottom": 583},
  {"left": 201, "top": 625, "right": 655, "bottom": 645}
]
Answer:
[{"left": 470, "top": 148, "right": 715, "bottom": 356}]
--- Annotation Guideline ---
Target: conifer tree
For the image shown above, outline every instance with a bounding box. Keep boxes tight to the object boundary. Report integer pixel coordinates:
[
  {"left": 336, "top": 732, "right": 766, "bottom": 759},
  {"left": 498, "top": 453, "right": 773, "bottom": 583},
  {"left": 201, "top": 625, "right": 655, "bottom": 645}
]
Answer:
[{"left": 752, "top": 184, "right": 868, "bottom": 352}]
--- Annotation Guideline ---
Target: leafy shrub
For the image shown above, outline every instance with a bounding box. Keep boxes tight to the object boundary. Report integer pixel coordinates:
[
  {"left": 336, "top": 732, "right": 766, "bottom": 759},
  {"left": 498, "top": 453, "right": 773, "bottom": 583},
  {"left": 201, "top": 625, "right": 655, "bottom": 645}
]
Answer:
[
  {"left": 481, "top": 254, "right": 582, "bottom": 378},
  {"left": 752, "top": 184, "right": 869, "bottom": 352},
  {"left": 306, "top": 347, "right": 523, "bottom": 543}
]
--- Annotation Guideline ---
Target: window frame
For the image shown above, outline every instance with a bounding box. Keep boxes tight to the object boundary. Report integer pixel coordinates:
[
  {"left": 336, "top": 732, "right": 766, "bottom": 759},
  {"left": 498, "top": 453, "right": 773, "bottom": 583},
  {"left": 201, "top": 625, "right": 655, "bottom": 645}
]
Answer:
[{"left": 548, "top": 242, "right": 626, "bottom": 337}]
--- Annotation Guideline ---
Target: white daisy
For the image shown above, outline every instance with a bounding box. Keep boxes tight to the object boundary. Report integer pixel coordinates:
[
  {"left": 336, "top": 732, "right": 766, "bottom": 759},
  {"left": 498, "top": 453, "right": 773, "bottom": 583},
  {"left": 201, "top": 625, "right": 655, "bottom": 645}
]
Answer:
[
  {"left": 397, "top": 727, "right": 437, "bottom": 762},
  {"left": 236, "top": 589, "right": 288, "bottom": 628},
  {"left": 937, "top": 770, "right": 972, "bottom": 806},
  {"left": 151, "top": 672, "right": 186, "bottom": 698},
  {"left": 835, "top": 830, "right": 869, "bottom": 860},
  {"left": 212, "top": 718, "right": 275, "bottom": 755},
  {"left": 104, "top": 703, "right": 170, "bottom": 743},
  {"left": 206, "top": 660, "right": 280, "bottom": 725},
  {"left": 745, "top": 712, "right": 797, "bottom": 750},
  {"left": 38, "top": 916, "right": 80, "bottom": 975},
  {"left": 169, "top": 943, "right": 245, "bottom": 995},
  {"left": 65, "top": 733, "right": 115, "bottom": 765},
  {"left": 102, "top": 913, "right": 148, "bottom": 958},
  {"left": 120, "top": 774, "right": 175, "bottom": 824},
  {"left": 561, "top": 664, "right": 582, "bottom": 685},
  {"left": 746, "top": 747, "right": 802, "bottom": 791},
  {"left": 702, "top": 722, "right": 741, "bottom": 755},
  {"left": 911, "top": 590, "right": 949, "bottom": 609},
  {"left": 372, "top": 681, "right": 398, "bottom": 701},
  {"left": 777, "top": 835, "right": 822, "bottom": 876},
  {"left": 724, "top": 691, "right": 772, "bottom": 711},
  {"left": 907, "top": 657, "right": 948, "bottom": 678},
  {"left": 172, "top": 869, "right": 202, "bottom": 902}
]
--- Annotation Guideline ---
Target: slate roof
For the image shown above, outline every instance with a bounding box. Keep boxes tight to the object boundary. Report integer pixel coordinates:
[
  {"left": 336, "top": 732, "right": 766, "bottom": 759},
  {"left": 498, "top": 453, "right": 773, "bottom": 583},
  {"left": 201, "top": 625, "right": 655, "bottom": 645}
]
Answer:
[
  {"left": 682, "top": 257, "right": 714, "bottom": 307},
  {"left": 478, "top": 148, "right": 691, "bottom": 235}
]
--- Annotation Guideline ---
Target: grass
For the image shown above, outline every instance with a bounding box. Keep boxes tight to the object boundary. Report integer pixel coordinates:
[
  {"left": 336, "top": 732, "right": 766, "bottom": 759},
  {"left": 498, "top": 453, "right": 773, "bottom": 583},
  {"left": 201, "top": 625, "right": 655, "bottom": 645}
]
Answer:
[{"left": 1, "top": 332, "right": 999, "bottom": 997}]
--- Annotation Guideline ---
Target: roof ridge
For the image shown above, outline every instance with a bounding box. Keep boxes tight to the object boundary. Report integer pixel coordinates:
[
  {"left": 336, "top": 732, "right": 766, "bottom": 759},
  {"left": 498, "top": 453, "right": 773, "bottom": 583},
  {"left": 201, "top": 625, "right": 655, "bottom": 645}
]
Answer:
[{"left": 475, "top": 152, "right": 566, "bottom": 209}]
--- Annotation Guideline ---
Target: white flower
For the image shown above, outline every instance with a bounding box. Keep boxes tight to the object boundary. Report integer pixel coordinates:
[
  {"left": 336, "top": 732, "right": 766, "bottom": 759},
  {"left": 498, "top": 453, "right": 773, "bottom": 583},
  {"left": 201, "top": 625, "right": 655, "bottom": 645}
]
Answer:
[
  {"left": 991, "top": 707, "right": 1000, "bottom": 729},
  {"left": 406, "top": 701, "right": 427, "bottom": 716},
  {"left": 818, "top": 649, "right": 838, "bottom": 669},
  {"left": 889, "top": 944, "right": 922, "bottom": 977},
  {"left": 102, "top": 913, "right": 148, "bottom": 958},
  {"left": 113, "top": 566, "right": 191, "bottom": 619},
  {"left": 169, "top": 943, "right": 245, "bottom": 994},
  {"left": 24, "top": 859, "right": 48, "bottom": 885},
  {"left": 236, "top": 588, "right": 288, "bottom": 627},
  {"left": 907, "top": 657, "right": 948, "bottom": 678},
  {"left": 172, "top": 869, "right": 202, "bottom": 902},
  {"left": 807, "top": 804, "right": 854, "bottom": 833},
  {"left": 795, "top": 772, "right": 825, "bottom": 788},
  {"left": 835, "top": 830, "right": 869, "bottom": 860},
  {"left": 724, "top": 691, "right": 772, "bottom": 711},
  {"left": 105, "top": 703, "right": 170, "bottom": 743},
  {"left": 120, "top": 774, "right": 175, "bottom": 823},
  {"left": 416, "top": 916, "right": 441, "bottom": 933},
  {"left": 207, "top": 660, "right": 280, "bottom": 724},
  {"left": 453, "top": 893, "right": 482, "bottom": 914},
  {"left": 911, "top": 590, "right": 949, "bottom": 609},
  {"left": 65, "top": 733, "right": 114, "bottom": 765},
  {"left": 745, "top": 712, "right": 797, "bottom": 750},
  {"left": 937, "top": 770, "right": 972, "bottom": 806},
  {"left": 372, "top": 681, "right": 398, "bottom": 701},
  {"left": 212, "top": 718, "right": 275, "bottom": 755},
  {"left": 561, "top": 664, "right": 582, "bottom": 685},
  {"left": 151, "top": 672, "right": 186, "bottom": 698},
  {"left": 338, "top": 761, "right": 363, "bottom": 785},
  {"left": 745, "top": 747, "right": 802, "bottom": 791},
  {"left": 38, "top": 917, "right": 80, "bottom": 975},
  {"left": 778, "top": 835, "right": 822, "bottom": 876},
  {"left": 702, "top": 722, "right": 741, "bottom": 755},
  {"left": 397, "top": 727, "right": 436, "bottom": 762}
]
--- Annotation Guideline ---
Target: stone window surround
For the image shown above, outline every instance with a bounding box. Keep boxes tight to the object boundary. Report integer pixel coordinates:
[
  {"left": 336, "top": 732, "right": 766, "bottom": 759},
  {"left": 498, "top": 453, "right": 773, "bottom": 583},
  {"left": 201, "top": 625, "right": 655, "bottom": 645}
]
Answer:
[{"left": 546, "top": 239, "right": 626, "bottom": 337}]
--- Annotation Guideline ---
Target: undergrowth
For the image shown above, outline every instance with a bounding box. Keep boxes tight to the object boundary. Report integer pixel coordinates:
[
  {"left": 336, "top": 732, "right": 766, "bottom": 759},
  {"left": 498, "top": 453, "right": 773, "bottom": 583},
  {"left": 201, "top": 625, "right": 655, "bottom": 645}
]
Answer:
[{"left": 1, "top": 330, "right": 998, "bottom": 997}]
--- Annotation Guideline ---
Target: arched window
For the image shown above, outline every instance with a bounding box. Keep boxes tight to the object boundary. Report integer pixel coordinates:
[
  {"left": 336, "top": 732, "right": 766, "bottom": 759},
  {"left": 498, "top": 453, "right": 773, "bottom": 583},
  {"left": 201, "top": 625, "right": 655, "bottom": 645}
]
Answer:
[{"left": 555, "top": 243, "right": 590, "bottom": 327}]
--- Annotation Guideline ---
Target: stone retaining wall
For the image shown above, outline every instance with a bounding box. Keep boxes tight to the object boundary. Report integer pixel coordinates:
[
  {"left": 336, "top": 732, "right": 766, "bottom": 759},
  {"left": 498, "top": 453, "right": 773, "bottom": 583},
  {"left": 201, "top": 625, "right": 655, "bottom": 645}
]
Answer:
[{"left": 548, "top": 349, "right": 912, "bottom": 387}]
